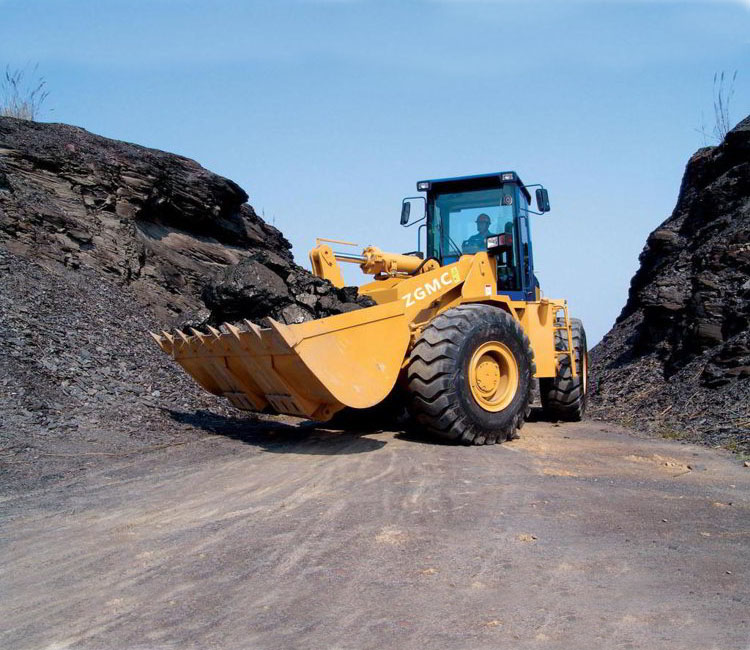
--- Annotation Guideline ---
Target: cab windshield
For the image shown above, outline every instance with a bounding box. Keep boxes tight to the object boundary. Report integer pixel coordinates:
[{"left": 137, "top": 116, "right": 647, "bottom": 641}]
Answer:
[
  {"left": 432, "top": 188, "right": 515, "bottom": 257},
  {"left": 428, "top": 186, "right": 521, "bottom": 291}
]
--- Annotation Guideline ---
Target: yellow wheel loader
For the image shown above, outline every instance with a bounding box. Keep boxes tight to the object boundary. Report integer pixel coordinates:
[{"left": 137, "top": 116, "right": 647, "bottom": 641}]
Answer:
[{"left": 151, "top": 171, "right": 588, "bottom": 444}]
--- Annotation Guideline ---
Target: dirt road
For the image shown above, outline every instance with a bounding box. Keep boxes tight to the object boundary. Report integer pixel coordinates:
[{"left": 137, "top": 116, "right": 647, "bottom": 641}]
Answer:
[{"left": 2, "top": 417, "right": 749, "bottom": 650}]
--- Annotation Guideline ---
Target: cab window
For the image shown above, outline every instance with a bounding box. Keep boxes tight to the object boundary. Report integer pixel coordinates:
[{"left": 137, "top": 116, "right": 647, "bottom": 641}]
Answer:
[{"left": 432, "top": 188, "right": 515, "bottom": 260}]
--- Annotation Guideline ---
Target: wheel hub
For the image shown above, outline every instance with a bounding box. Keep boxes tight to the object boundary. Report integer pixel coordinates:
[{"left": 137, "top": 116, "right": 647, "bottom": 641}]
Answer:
[
  {"left": 475, "top": 357, "right": 501, "bottom": 394},
  {"left": 468, "top": 342, "right": 519, "bottom": 412}
]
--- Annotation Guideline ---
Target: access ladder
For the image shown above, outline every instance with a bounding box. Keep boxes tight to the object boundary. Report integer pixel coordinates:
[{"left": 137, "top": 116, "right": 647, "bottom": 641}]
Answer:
[{"left": 553, "top": 303, "right": 578, "bottom": 378}]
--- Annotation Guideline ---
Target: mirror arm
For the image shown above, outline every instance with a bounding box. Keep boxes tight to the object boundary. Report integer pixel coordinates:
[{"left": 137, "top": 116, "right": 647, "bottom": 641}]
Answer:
[{"left": 404, "top": 215, "right": 426, "bottom": 228}]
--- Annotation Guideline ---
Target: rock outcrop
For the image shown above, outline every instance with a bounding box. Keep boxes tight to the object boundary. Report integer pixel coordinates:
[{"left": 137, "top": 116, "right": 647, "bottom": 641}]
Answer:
[
  {"left": 591, "top": 116, "right": 750, "bottom": 452},
  {"left": 0, "top": 116, "right": 366, "bottom": 326}
]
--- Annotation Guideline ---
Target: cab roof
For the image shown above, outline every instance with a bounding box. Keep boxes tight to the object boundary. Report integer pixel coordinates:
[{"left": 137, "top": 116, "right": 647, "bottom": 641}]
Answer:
[{"left": 417, "top": 171, "right": 532, "bottom": 203}]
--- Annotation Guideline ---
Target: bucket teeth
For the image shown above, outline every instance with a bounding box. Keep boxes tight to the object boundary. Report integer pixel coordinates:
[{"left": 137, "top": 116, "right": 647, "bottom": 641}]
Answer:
[
  {"left": 189, "top": 327, "right": 207, "bottom": 343},
  {"left": 225, "top": 323, "right": 242, "bottom": 340},
  {"left": 175, "top": 329, "right": 191, "bottom": 344},
  {"left": 267, "top": 317, "right": 299, "bottom": 348},
  {"left": 161, "top": 330, "right": 175, "bottom": 344},
  {"left": 149, "top": 331, "right": 170, "bottom": 353},
  {"left": 243, "top": 319, "right": 263, "bottom": 338},
  {"left": 207, "top": 325, "right": 222, "bottom": 338}
]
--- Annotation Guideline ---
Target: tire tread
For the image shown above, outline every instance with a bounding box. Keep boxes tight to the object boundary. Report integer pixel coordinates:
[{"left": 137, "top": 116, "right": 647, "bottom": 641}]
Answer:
[{"left": 407, "top": 304, "right": 535, "bottom": 445}]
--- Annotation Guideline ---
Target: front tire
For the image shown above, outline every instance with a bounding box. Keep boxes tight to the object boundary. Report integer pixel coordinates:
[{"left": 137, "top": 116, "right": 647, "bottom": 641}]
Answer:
[
  {"left": 407, "top": 304, "right": 535, "bottom": 445},
  {"left": 540, "top": 317, "right": 588, "bottom": 421}
]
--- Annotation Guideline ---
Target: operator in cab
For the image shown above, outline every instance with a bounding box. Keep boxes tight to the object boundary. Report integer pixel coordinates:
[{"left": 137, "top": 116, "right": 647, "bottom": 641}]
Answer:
[{"left": 462, "top": 213, "right": 493, "bottom": 253}]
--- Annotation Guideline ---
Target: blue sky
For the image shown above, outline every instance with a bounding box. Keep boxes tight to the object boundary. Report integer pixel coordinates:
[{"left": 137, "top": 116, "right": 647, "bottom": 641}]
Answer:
[{"left": 1, "top": 0, "right": 749, "bottom": 344}]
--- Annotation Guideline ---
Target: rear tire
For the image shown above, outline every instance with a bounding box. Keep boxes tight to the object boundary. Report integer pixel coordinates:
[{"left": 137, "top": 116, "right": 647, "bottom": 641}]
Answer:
[
  {"left": 540, "top": 317, "right": 588, "bottom": 421},
  {"left": 407, "top": 304, "right": 535, "bottom": 445}
]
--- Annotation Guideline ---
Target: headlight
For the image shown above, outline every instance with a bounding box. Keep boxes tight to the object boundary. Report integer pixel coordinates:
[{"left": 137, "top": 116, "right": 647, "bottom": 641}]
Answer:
[{"left": 417, "top": 181, "right": 430, "bottom": 191}]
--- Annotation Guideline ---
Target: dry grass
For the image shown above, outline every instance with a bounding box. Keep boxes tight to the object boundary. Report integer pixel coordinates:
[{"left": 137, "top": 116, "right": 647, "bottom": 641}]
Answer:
[
  {"left": 1, "top": 64, "right": 50, "bottom": 121},
  {"left": 696, "top": 70, "right": 739, "bottom": 145}
]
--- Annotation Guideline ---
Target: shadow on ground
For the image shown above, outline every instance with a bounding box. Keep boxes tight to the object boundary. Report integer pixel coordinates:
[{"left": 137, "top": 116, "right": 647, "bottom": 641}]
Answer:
[
  {"left": 168, "top": 406, "right": 565, "bottom": 452},
  {"left": 168, "top": 409, "right": 389, "bottom": 455}
]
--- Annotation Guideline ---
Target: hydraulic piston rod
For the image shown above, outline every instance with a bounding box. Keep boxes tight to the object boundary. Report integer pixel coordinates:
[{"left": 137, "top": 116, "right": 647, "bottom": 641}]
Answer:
[{"left": 333, "top": 251, "right": 367, "bottom": 264}]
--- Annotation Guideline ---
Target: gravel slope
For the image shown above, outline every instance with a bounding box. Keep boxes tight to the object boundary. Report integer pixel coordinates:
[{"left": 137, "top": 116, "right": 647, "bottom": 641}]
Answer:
[{"left": 590, "top": 116, "right": 750, "bottom": 452}]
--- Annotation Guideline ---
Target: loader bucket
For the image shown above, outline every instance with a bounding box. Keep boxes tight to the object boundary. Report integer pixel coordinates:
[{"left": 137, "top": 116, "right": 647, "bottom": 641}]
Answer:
[{"left": 151, "top": 301, "right": 410, "bottom": 421}]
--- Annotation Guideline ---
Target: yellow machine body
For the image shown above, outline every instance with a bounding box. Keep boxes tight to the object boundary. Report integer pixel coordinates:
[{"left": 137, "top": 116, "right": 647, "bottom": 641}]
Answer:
[{"left": 151, "top": 246, "right": 575, "bottom": 421}]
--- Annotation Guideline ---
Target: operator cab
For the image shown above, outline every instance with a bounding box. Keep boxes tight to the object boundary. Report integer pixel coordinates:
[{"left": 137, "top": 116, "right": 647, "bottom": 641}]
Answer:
[{"left": 413, "top": 171, "right": 546, "bottom": 302}]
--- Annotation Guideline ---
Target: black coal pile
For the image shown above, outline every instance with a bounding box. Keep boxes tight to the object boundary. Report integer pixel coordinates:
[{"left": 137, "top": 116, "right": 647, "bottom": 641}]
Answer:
[
  {"left": 590, "top": 116, "right": 750, "bottom": 453},
  {"left": 201, "top": 250, "right": 373, "bottom": 327},
  {"left": 0, "top": 117, "right": 365, "bottom": 492}
]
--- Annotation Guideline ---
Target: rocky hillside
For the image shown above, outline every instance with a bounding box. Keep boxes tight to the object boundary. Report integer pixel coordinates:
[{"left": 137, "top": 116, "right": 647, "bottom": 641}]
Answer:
[
  {"left": 0, "top": 117, "right": 367, "bottom": 326},
  {"left": 591, "top": 116, "right": 750, "bottom": 453},
  {"left": 0, "top": 117, "right": 365, "bottom": 492}
]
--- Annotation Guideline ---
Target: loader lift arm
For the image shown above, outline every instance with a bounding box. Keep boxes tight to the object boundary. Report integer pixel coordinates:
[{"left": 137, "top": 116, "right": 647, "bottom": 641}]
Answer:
[{"left": 309, "top": 238, "right": 438, "bottom": 288}]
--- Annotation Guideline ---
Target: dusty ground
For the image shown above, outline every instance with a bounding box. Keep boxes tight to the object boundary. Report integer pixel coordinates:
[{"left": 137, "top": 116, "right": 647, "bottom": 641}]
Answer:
[{"left": 2, "top": 417, "right": 749, "bottom": 650}]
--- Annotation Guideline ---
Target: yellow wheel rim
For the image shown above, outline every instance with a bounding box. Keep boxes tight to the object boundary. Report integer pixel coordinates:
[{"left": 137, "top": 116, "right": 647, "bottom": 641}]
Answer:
[{"left": 468, "top": 342, "right": 519, "bottom": 412}]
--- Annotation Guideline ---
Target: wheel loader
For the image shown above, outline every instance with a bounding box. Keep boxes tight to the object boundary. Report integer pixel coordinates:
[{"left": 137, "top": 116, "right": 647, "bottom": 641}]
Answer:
[{"left": 151, "top": 171, "right": 588, "bottom": 445}]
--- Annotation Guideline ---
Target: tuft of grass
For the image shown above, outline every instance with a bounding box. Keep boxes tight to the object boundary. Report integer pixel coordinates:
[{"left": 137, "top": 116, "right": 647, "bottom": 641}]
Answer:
[
  {"left": 695, "top": 70, "right": 739, "bottom": 145},
  {"left": 723, "top": 438, "right": 750, "bottom": 460},
  {"left": 660, "top": 428, "right": 689, "bottom": 441},
  {"left": 0, "top": 64, "right": 50, "bottom": 121}
]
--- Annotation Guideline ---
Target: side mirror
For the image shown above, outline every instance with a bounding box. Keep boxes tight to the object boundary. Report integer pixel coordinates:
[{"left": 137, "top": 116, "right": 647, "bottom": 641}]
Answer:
[
  {"left": 400, "top": 196, "right": 427, "bottom": 226},
  {"left": 400, "top": 201, "right": 411, "bottom": 225},
  {"left": 535, "top": 188, "right": 550, "bottom": 213}
]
